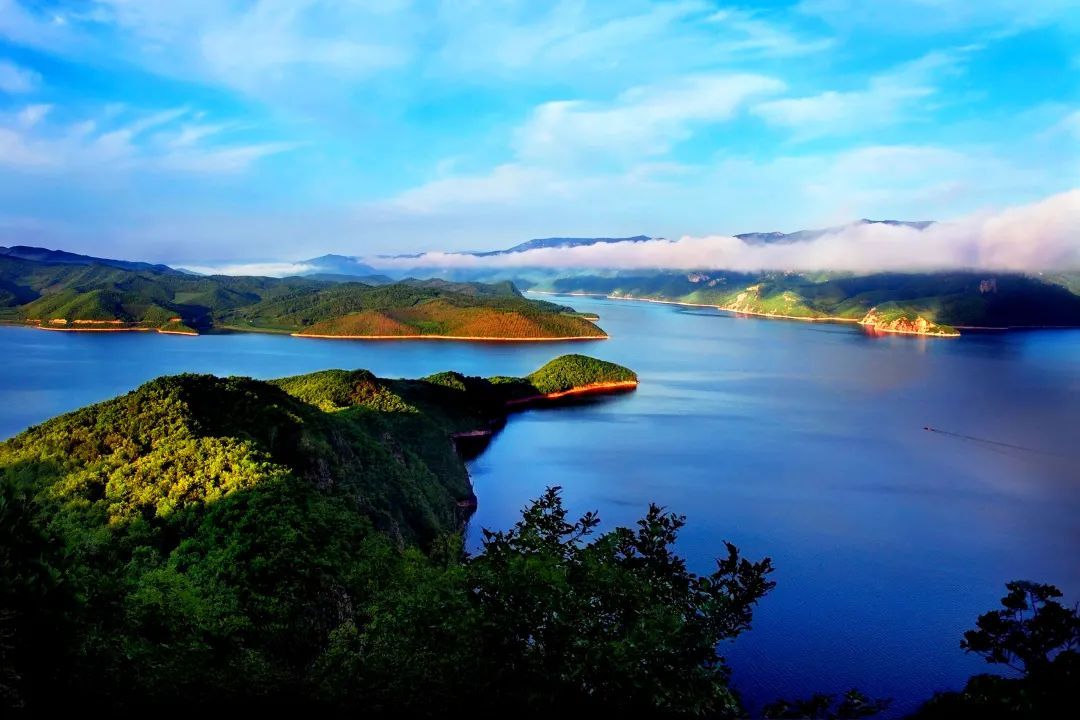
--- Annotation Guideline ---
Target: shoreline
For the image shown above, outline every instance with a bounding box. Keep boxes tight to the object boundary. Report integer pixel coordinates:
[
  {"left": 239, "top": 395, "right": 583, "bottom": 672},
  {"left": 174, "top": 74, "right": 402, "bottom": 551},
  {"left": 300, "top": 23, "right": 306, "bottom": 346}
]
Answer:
[
  {"left": 530, "top": 290, "right": 863, "bottom": 323},
  {"left": 504, "top": 380, "right": 639, "bottom": 406},
  {"left": 0, "top": 320, "right": 602, "bottom": 342},
  {"left": 526, "top": 290, "right": 1076, "bottom": 336},
  {"left": 858, "top": 321, "right": 959, "bottom": 338},
  {"left": 450, "top": 379, "right": 639, "bottom": 520},
  {"left": 32, "top": 325, "right": 152, "bottom": 333},
  {"left": 291, "top": 332, "right": 608, "bottom": 342},
  {"left": 28, "top": 325, "right": 197, "bottom": 336}
]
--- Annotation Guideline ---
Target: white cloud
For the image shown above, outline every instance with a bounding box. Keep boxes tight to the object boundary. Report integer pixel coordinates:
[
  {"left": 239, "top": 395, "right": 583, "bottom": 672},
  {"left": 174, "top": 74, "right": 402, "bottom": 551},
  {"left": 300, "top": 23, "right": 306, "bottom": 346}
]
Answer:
[
  {"left": 518, "top": 73, "right": 785, "bottom": 163},
  {"left": 384, "top": 164, "right": 562, "bottom": 214},
  {"left": 0, "top": 127, "right": 52, "bottom": 166},
  {"left": 79, "top": 0, "right": 412, "bottom": 99},
  {"left": 0, "top": 59, "right": 40, "bottom": 93},
  {"left": 0, "top": 0, "right": 82, "bottom": 53},
  {"left": 434, "top": 1, "right": 828, "bottom": 84},
  {"left": 157, "top": 141, "right": 299, "bottom": 174},
  {"left": 364, "top": 124, "right": 1076, "bottom": 253},
  {"left": 16, "top": 103, "right": 50, "bottom": 127},
  {"left": 752, "top": 51, "right": 964, "bottom": 138},
  {"left": 375, "top": 72, "right": 784, "bottom": 215},
  {"left": 0, "top": 104, "right": 294, "bottom": 173},
  {"left": 704, "top": 8, "right": 833, "bottom": 56},
  {"left": 1041, "top": 109, "right": 1080, "bottom": 142},
  {"left": 367, "top": 189, "right": 1080, "bottom": 273},
  {"left": 179, "top": 261, "right": 317, "bottom": 277}
]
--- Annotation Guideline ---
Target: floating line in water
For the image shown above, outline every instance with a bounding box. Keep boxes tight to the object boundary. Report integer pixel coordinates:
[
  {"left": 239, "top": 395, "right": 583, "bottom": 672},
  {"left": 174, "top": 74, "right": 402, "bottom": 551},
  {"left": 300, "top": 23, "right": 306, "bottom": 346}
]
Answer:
[{"left": 922, "top": 426, "right": 1068, "bottom": 459}]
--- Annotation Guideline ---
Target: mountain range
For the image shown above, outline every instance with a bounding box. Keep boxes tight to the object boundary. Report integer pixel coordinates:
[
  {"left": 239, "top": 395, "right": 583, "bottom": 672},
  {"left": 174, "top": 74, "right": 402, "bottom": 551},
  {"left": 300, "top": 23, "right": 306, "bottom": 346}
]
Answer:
[
  {"left": 0, "top": 245, "right": 183, "bottom": 275},
  {"left": 293, "top": 220, "right": 937, "bottom": 278},
  {"left": 3, "top": 219, "right": 1079, "bottom": 338}
]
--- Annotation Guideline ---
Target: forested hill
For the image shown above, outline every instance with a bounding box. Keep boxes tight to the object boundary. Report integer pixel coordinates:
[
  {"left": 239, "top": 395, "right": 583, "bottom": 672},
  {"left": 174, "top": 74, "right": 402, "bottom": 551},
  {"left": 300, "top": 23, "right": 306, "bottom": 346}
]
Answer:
[
  {"left": 0, "top": 355, "right": 640, "bottom": 710},
  {"left": 545, "top": 271, "right": 1080, "bottom": 336},
  {"left": 0, "top": 252, "right": 605, "bottom": 339}
]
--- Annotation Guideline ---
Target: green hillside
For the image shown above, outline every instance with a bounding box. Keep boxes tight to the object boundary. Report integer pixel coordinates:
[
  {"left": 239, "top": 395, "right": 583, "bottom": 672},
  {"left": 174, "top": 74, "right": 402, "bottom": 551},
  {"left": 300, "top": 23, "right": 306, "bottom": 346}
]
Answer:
[
  {"left": 0, "top": 255, "right": 605, "bottom": 339},
  {"left": 0, "top": 357, "right": 644, "bottom": 707},
  {"left": 525, "top": 353, "right": 638, "bottom": 394},
  {"left": 548, "top": 271, "right": 1080, "bottom": 336}
]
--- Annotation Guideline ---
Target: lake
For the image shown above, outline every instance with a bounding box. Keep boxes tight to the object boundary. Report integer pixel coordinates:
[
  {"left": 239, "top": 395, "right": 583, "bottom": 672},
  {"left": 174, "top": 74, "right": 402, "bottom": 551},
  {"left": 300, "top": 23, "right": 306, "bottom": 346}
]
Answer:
[{"left": 1, "top": 294, "right": 1077, "bottom": 716}]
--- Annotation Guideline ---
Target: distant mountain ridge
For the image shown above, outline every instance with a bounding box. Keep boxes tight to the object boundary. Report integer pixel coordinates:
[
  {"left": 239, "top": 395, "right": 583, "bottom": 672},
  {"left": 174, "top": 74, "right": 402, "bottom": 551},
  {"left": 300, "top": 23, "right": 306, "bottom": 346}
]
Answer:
[
  {"left": 296, "top": 221, "right": 938, "bottom": 277},
  {"left": 0, "top": 245, "right": 182, "bottom": 274},
  {"left": 734, "top": 219, "right": 935, "bottom": 245},
  {"left": 300, "top": 253, "right": 378, "bottom": 276},
  {"left": 486, "top": 235, "right": 654, "bottom": 255}
]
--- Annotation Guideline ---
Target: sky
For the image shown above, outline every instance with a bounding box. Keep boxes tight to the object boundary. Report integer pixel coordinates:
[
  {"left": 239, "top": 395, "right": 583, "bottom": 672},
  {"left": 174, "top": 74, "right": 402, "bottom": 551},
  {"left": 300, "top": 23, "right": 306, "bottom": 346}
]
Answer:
[{"left": 0, "top": 0, "right": 1077, "bottom": 266}]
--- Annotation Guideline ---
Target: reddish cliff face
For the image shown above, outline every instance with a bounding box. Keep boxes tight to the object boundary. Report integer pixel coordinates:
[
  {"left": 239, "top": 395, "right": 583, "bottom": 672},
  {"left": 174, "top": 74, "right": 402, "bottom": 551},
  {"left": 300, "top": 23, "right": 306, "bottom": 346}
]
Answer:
[{"left": 859, "top": 309, "right": 960, "bottom": 337}]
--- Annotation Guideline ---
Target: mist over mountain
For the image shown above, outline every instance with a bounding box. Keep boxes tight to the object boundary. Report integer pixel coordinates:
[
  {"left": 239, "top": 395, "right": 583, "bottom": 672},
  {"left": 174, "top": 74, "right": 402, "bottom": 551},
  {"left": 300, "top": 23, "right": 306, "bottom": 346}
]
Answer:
[
  {"left": 291, "top": 223, "right": 944, "bottom": 279},
  {"left": 264, "top": 192, "right": 1075, "bottom": 283},
  {"left": 355, "top": 191, "right": 1079, "bottom": 277},
  {"left": 277, "top": 222, "right": 939, "bottom": 281}
]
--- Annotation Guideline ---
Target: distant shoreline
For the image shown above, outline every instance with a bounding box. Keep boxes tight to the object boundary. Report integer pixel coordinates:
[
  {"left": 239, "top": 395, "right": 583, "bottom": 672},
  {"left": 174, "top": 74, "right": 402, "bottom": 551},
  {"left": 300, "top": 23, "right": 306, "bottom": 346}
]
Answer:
[
  {"left": 858, "top": 322, "right": 958, "bottom": 338},
  {"left": 25, "top": 324, "right": 197, "bottom": 336},
  {"left": 526, "top": 291, "right": 1077, "bottom": 335},
  {"left": 291, "top": 332, "right": 607, "bottom": 342},
  {"left": 0, "top": 320, "right": 601, "bottom": 341},
  {"left": 34, "top": 325, "right": 151, "bottom": 333}
]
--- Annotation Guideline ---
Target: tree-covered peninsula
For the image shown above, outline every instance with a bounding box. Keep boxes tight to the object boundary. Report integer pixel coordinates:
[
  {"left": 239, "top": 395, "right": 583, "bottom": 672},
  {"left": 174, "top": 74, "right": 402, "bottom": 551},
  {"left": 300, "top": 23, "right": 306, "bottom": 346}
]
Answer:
[
  {"left": 0, "top": 250, "right": 606, "bottom": 340},
  {"left": 5, "top": 354, "right": 772, "bottom": 715},
  {"left": 543, "top": 271, "right": 1080, "bottom": 337}
]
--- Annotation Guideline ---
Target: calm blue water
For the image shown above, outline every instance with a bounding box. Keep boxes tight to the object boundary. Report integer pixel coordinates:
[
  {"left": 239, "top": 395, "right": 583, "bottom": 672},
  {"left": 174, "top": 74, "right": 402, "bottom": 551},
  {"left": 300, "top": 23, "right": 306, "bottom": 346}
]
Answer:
[{"left": 1, "top": 296, "right": 1078, "bottom": 716}]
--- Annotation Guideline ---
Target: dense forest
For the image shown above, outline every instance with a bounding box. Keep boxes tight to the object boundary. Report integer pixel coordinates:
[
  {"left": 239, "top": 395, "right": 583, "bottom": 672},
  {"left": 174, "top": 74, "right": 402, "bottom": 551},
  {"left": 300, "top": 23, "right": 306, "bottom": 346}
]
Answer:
[
  {"left": 0, "top": 252, "right": 604, "bottom": 339},
  {"left": 1, "top": 353, "right": 1074, "bottom": 715}
]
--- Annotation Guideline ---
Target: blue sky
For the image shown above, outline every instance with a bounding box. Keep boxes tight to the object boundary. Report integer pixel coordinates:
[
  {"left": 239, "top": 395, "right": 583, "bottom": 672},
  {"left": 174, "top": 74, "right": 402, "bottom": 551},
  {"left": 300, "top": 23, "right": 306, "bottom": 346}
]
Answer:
[{"left": 0, "top": 0, "right": 1076, "bottom": 264}]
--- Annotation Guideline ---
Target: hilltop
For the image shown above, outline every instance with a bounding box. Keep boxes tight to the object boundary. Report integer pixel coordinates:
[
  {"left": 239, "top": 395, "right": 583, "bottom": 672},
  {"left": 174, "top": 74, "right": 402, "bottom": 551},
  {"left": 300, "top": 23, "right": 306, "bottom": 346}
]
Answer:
[{"left": 0, "top": 251, "right": 606, "bottom": 340}]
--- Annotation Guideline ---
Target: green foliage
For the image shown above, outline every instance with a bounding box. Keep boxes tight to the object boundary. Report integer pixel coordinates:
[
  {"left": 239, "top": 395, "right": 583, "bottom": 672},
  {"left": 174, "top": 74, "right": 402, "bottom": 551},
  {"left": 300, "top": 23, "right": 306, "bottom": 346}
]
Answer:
[
  {"left": 319, "top": 486, "right": 776, "bottom": 716},
  {"left": 549, "top": 271, "right": 1080, "bottom": 331},
  {"left": 961, "top": 581, "right": 1079, "bottom": 675},
  {"left": 763, "top": 689, "right": 891, "bottom": 718},
  {"left": 911, "top": 581, "right": 1079, "bottom": 718},
  {"left": 0, "top": 361, "right": 781, "bottom": 716},
  {"left": 272, "top": 369, "right": 416, "bottom": 413},
  {"left": 422, "top": 370, "right": 468, "bottom": 391},
  {"left": 0, "top": 255, "right": 605, "bottom": 338},
  {"left": 526, "top": 353, "right": 638, "bottom": 394}
]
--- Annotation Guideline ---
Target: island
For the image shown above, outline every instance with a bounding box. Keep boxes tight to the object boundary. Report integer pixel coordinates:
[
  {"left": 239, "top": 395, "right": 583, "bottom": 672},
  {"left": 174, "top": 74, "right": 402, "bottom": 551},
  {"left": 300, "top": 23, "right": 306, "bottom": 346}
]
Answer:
[
  {"left": 0, "top": 249, "right": 606, "bottom": 340},
  {"left": 543, "top": 271, "right": 1080, "bottom": 337}
]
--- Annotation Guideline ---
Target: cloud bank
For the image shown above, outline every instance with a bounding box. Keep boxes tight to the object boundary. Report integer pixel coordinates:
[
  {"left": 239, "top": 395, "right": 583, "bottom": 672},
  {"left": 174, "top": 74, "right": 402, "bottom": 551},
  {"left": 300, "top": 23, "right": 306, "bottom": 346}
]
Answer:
[
  {"left": 180, "top": 261, "right": 317, "bottom": 277},
  {"left": 369, "top": 190, "right": 1080, "bottom": 274}
]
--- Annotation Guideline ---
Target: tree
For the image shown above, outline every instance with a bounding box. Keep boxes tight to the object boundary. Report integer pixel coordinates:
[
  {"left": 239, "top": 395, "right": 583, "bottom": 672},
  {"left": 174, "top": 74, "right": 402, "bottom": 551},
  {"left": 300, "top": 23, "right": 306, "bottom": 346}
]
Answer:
[
  {"left": 911, "top": 581, "right": 1079, "bottom": 718},
  {"left": 327, "top": 486, "right": 777, "bottom": 717},
  {"left": 0, "top": 477, "right": 72, "bottom": 709},
  {"left": 763, "top": 689, "right": 890, "bottom": 719},
  {"left": 961, "top": 581, "right": 1079, "bottom": 676}
]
